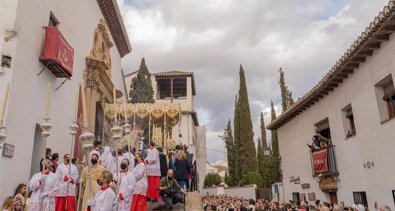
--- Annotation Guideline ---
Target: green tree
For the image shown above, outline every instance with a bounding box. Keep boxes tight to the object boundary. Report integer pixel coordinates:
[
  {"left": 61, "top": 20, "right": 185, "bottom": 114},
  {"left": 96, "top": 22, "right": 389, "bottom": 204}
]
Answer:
[
  {"left": 224, "top": 172, "right": 232, "bottom": 186},
  {"left": 257, "top": 138, "right": 264, "bottom": 182},
  {"left": 240, "top": 171, "right": 263, "bottom": 188},
  {"left": 234, "top": 65, "right": 257, "bottom": 181},
  {"left": 129, "top": 58, "right": 155, "bottom": 103},
  {"left": 223, "top": 119, "right": 236, "bottom": 186},
  {"left": 259, "top": 112, "right": 272, "bottom": 188},
  {"left": 204, "top": 173, "right": 222, "bottom": 188},
  {"left": 233, "top": 95, "right": 241, "bottom": 182},
  {"left": 270, "top": 101, "right": 282, "bottom": 183},
  {"left": 279, "top": 68, "right": 294, "bottom": 111}
]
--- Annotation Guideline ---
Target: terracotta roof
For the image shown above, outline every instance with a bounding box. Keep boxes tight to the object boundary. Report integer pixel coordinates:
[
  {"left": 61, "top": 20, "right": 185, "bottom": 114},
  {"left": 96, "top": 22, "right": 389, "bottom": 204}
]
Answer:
[
  {"left": 153, "top": 70, "right": 197, "bottom": 95},
  {"left": 268, "top": 1, "right": 395, "bottom": 130},
  {"left": 97, "top": 0, "right": 132, "bottom": 58},
  {"left": 153, "top": 70, "right": 193, "bottom": 77}
]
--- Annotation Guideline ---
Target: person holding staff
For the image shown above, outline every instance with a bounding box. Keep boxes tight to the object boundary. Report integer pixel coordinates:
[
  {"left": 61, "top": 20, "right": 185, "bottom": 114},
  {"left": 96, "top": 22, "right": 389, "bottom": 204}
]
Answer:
[
  {"left": 54, "top": 154, "right": 79, "bottom": 211},
  {"left": 80, "top": 154, "right": 105, "bottom": 211},
  {"left": 28, "top": 159, "right": 58, "bottom": 211}
]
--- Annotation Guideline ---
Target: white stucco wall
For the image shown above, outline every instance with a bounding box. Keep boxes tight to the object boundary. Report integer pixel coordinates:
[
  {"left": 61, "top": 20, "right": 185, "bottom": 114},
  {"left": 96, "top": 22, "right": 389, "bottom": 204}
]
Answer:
[
  {"left": 196, "top": 126, "right": 207, "bottom": 192},
  {"left": 277, "top": 33, "right": 395, "bottom": 209},
  {"left": 0, "top": 0, "right": 127, "bottom": 200},
  {"left": 202, "top": 185, "right": 257, "bottom": 200}
]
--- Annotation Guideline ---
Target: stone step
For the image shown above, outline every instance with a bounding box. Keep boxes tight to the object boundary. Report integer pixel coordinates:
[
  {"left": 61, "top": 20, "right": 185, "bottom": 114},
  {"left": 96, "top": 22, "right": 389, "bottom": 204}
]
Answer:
[{"left": 185, "top": 191, "right": 203, "bottom": 211}]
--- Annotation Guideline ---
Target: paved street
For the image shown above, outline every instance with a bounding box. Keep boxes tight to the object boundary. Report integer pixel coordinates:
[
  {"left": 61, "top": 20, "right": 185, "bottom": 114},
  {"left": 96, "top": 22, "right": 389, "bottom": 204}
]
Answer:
[{"left": 147, "top": 200, "right": 185, "bottom": 211}]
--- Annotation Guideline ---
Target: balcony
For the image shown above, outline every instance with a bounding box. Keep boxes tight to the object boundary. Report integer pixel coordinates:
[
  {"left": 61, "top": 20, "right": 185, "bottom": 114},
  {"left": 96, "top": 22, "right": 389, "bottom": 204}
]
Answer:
[{"left": 310, "top": 145, "right": 338, "bottom": 177}]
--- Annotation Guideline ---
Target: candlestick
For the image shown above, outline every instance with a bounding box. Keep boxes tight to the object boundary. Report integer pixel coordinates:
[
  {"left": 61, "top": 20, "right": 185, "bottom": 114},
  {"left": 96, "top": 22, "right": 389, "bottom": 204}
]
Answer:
[
  {"left": 123, "top": 96, "right": 128, "bottom": 118},
  {"left": 80, "top": 81, "right": 88, "bottom": 123},
  {"left": 0, "top": 83, "right": 10, "bottom": 122},
  {"left": 45, "top": 82, "right": 51, "bottom": 115}
]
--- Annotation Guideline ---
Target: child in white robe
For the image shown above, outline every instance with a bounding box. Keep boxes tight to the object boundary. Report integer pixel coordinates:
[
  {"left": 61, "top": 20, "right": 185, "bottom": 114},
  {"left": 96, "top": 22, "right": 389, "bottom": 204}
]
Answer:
[
  {"left": 88, "top": 170, "right": 117, "bottom": 211},
  {"left": 113, "top": 159, "right": 135, "bottom": 211},
  {"left": 28, "top": 159, "right": 58, "bottom": 211}
]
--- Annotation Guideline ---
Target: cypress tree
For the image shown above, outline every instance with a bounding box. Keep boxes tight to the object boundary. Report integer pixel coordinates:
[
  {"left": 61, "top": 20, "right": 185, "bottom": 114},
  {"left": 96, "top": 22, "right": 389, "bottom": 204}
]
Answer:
[
  {"left": 260, "top": 112, "right": 271, "bottom": 188},
  {"left": 278, "top": 68, "right": 294, "bottom": 111},
  {"left": 271, "top": 101, "right": 279, "bottom": 157},
  {"left": 260, "top": 112, "right": 267, "bottom": 145},
  {"left": 233, "top": 95, "right": 241, "bottom": 182},
  {"left": 236, "top": 65, "right": 257, "bottom": 176},
  {"left": 270, "top": 101, "right": 282, "bottom": 183},
  {"left": 129, "top": 58, "right": 155, "bottom": 103},
  {"left": 257, "top": 138, "right": 264, "bottom": 182},
  {"left": 223, "top": 119, "right": 236, "bottom": 186}
]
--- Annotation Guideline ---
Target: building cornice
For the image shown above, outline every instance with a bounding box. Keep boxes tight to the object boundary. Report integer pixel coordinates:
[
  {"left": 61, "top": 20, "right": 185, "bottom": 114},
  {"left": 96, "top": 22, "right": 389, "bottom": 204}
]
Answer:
[
  {"left": 96, "top": 0, "right": 132, "bottom": 58},
  {"left": 153, "top": 70, "right": 197, "bottom": 95},
  {"left": 268, "top": 1, "right": 395, "bottom": 130}
]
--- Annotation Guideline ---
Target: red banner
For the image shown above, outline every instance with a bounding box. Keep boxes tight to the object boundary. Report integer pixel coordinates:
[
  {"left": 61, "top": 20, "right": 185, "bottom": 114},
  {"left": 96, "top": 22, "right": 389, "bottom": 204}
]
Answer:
[
  {"left": 40, "top": 27, "right": 74, "bottom": 77},
  {"left": 312, "top": 148, "right": 329, "bottom": 174}
]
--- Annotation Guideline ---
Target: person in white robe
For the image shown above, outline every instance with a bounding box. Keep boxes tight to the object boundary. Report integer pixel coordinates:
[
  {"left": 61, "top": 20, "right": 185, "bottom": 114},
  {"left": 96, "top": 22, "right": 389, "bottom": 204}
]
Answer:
[
  {"left": 113, "top": 159, "right": 135, "bottom": 211},
  {"left": 130, "top": 153, "right": 148, "bottom": 211},
  {"left": 122, "top": 146, "right": 135, "bottom": 171},
  {"left": 108, "top": 149, "right": 125, "bottom": 176},
  {"left": 88, "top": 141, "right": 102, "bottom": 165},
  {"left": 54, "top": 154, "right": 79, "bottom": 211},
  {"left": 28, "top": 159, "right": 58, "bottom": 211},
  {"left": 88, "top": 170, "right": 117, "bottom": 211},
  {"left": 145, "top": 142, "right": 161, "bottom": 201},
  {"left": 100, "top": 146, "right": 113, "bottom": 171}
]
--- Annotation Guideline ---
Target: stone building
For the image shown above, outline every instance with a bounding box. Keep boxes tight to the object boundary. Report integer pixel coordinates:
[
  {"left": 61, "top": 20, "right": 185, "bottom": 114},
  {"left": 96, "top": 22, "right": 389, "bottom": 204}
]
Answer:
[
  {"left": 0, "top": 0, "right": 131, "bottom": 200},
  {"left": 125, "top": 69, "right": 207, "bottom": 191}
]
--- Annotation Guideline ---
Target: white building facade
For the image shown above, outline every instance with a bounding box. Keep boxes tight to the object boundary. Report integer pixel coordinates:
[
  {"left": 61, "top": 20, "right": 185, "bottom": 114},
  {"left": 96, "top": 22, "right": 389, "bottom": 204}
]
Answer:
[
  {"left": 125, "top": 69, "right": 207, "bottom": 190},
  {"left": 0, "top": 0, "right": 131, "bottom": 201},
  {"left": 268, "top": 2, "right": 395, "bottom": 209}
]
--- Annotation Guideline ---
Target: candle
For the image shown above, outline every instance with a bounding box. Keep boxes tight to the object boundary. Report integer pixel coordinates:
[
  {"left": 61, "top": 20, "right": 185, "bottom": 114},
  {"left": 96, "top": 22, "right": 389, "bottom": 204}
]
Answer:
[
  {"left": 74, "top": 93, "right": 78, "bottom": 120},
  {"left": 80, "top": 81, "right": 88, "bottom": 123},
  {"left": 0, "top": 83, "right": 10, "bottom": 122},
  {"left": 123, "top": 96, "right": 127, "bottom": 119},
  {"left": 45, "top": 82, "right": 51, "bottom": 115},
  {"left": 113, "top": 87, "right": 116, "bottom": 103}
]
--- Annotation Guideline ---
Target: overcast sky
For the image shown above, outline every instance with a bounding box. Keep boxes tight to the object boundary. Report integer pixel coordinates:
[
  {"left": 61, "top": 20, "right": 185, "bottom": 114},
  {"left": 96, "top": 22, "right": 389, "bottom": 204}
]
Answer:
[{"left": 117, "top": 0, "right": 388, "bottom": 162}]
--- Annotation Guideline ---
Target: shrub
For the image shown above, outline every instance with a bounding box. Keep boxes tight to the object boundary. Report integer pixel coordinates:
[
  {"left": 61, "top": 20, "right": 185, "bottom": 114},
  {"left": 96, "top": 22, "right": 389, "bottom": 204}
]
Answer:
[
  {"left": 204, "top": 173, "right": 221, "bottom": 188},
  {"left": 240, "top": 171, "right": 263, "bottom": 188}
]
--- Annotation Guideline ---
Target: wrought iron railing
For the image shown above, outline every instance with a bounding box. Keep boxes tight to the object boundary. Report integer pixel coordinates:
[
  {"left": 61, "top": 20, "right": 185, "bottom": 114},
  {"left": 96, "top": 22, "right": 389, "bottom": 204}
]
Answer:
[{"left": 190, "top": 160, "right": 198, "bottom": 191}]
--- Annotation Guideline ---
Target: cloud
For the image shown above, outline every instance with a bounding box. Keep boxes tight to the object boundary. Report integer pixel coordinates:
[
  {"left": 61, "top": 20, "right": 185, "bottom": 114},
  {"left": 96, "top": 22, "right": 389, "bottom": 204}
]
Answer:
[{"left": 118, "top": 0, "right": 388, "bottom": 161}]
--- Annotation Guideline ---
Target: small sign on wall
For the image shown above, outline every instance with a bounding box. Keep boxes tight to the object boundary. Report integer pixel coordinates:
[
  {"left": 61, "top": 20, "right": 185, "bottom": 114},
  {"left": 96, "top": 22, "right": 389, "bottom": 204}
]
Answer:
[
  {"left": 308, "top": 192, "right": 316, "bottom": 201},
  {"left": 2, "top": 143, "right": 15, "bottom": 158}
]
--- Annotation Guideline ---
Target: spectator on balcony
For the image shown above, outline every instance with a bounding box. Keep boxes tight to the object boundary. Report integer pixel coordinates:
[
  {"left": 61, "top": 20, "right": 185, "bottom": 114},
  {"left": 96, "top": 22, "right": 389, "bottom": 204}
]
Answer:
[
  {"left": 307, "top": 134, "right": 331, "bottom": 151},
  {"left": 307, "top": 135, "right": 321, "bottom": 151}
]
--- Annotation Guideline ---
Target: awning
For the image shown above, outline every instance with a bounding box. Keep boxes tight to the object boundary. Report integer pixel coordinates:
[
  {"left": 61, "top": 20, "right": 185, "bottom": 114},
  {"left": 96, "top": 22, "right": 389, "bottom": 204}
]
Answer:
[{"left": 39, "top": 27, "right": 74, "bottom": 78}]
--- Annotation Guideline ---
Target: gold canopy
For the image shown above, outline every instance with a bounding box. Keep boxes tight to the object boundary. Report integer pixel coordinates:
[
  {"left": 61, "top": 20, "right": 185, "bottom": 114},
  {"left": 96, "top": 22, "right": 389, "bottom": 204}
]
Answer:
[{"left": 104, "top": 102, "right": 181, "bottom": 124}]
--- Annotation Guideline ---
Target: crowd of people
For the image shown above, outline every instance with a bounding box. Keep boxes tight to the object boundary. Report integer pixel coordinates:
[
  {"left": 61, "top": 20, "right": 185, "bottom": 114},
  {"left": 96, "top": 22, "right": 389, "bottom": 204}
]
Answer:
[
  {"left": 1, "top": 140, "right": 194, "bottom": 211},
  {"left": 202, "top": 195, "right": 392, "bottom": 211}
]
